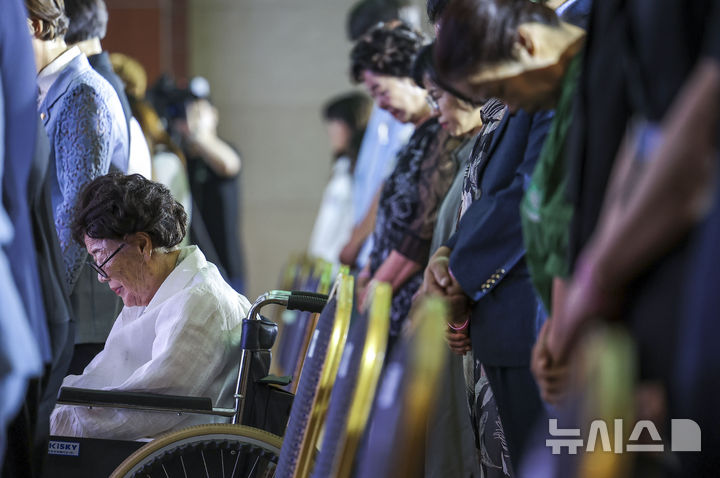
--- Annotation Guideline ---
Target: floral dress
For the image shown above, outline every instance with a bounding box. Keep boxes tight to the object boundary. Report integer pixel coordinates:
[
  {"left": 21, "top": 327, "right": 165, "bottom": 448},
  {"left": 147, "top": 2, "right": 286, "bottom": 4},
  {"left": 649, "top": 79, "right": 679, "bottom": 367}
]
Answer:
[
  {"left": 368, "top": 117, "right": 459, "bottom": 338},
  {"left": 458, "top": 99, "right": 514, "bottom": 478}
]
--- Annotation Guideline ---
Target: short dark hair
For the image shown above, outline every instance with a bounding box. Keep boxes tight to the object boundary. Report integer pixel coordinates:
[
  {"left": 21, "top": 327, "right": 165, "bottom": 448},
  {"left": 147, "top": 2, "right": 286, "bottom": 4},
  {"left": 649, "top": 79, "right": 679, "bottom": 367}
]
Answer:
[
  {"left": 434, "top": 0, "right": 559, "bottom": 82},
  {"left": 411, "top": 43, "right": 438, "bottom": 88},
  {"left": 411, "top": 43, "right": 482, "bottom": 105},
  {"left": 25, "top": 0, "right": 69, "bottom": 41},
  {"left": 350, "top": 21, "right": 426, "bottom": 83},
  {"left": 323, "top": 92, "right": 372, "bottom": 131},
  {"left": 323, "top": 92, "right": 373, "bottom": 161},
  {"left": 426, "top": 0, "right": 449, "bottom": 24},
  {"left": 347, "top": 0, "right": 411, "bottom": 41},
  {"left": 64, "top": 0, "right": 108, "bottom": 44},
  {"left": 72, "top": 173, "right": 187, "bottom": 248}
]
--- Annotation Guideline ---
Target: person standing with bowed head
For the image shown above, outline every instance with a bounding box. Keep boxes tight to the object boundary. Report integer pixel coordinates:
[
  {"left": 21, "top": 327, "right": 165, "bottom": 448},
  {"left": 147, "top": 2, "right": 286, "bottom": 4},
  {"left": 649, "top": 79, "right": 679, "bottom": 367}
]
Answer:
[
  {"left": 350, "top": 21, "right": 460, "bottom": 353},
  {"left": 411, "top": 41, "right": 493, "bottom": 478},
  {"left": 420, "top": 0, "right": 570, "bottom": 469},
  {"left": 339, "top": 0, "right": 416, "bottom": 270},
  {"left": 27, "top": 0, "right": 128, "bottom": 289}
]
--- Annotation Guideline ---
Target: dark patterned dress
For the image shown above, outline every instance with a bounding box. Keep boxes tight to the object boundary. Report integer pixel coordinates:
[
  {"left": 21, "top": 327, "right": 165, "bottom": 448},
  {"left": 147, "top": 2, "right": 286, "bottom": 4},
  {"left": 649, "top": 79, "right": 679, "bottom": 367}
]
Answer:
[
  {"left": 368, "top": 117, "right": 459, "bottom": 337},
  {"left": 467, "top": 357, "right": 513, "bottom": 477},
  {"left": 457, "top": 99, "right": 515, "bottom": 478}
]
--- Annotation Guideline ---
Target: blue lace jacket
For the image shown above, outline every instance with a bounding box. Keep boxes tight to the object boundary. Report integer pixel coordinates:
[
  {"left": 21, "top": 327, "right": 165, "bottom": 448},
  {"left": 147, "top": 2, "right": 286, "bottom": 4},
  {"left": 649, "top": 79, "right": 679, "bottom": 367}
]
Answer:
[{"left": 39, "top": 53, "right": 129, "bottom": 287}]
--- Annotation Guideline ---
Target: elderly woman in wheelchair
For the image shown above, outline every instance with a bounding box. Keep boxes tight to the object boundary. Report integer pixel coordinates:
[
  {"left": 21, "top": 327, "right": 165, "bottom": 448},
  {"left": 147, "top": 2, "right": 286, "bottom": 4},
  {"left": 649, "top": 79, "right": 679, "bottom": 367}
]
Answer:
[
  {"left": 44, "top": 184, "right": 444, "bottom": 477},
  {"left": 51, "top": 173, "right": 252, "bottom": 440}
]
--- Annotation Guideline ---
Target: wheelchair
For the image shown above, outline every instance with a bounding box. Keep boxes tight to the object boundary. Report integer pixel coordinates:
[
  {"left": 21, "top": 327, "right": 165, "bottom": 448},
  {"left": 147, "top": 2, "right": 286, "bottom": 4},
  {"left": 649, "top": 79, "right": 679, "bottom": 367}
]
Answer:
[
  {"left": 44, "top": 289, "right": 328, "bottom": 478},
  {"left": 108, "top": 281, "right": 449, "bottom": 478}
]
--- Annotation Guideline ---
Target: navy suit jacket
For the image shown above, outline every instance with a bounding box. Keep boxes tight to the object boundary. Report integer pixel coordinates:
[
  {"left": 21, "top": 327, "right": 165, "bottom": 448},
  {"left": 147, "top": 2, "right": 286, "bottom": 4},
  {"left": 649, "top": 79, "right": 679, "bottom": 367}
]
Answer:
[{"left": 446, "top": 109, "right": 553, "bottom": 367}]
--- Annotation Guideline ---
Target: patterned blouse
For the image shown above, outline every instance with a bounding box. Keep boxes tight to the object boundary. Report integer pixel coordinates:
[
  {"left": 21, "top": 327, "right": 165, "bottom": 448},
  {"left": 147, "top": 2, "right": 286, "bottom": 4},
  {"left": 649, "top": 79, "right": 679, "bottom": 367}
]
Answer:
[
  {"left": 458, "top": 99, "right": 507, "bottom": 221},
  {"left": 369, "top": 117, "right": 460, "bottom": 336},
  {"left": 39, "top": 52, "right": 128, "bottom": 287}
]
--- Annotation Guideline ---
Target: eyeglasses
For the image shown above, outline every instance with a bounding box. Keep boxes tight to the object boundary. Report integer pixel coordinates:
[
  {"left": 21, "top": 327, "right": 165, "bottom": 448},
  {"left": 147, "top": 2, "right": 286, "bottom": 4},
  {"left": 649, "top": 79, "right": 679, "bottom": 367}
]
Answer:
[
  {"left": 425, "top": 94, "right": 439, "bottom": 111},
  {"left": 88, "top": 243, "right": 125, "bottom": 279}
]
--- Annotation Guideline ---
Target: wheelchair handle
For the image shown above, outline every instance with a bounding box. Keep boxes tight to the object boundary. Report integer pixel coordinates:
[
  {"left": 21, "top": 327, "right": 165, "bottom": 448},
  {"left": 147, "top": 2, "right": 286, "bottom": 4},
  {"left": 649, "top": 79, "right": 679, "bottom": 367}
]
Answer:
[
  {"left": 233, "top": 289, "right": 328, "bottom": 424},
  {"left": 287, "top": 291, "right": 328, "bottom": 313},
  {"left": 246, "top": 290, "right": 328, "bottom": 321}
]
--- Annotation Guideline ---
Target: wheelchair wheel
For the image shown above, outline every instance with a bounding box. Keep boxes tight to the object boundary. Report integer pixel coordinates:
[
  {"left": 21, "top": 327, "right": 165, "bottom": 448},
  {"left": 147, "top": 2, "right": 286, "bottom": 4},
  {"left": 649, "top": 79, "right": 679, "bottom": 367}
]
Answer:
[{"left": 110, "top": 424, "right": 282, "bottom": 478}]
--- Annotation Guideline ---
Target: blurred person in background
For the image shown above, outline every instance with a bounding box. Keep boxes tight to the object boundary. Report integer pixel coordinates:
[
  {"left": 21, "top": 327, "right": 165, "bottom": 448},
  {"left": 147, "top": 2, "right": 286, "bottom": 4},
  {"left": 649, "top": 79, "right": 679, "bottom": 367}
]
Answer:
[
  {"left": 110, "top": 53, "right": 193, "bottom": 232},
  {"left": 140, "top": 106, "right": 193, "bottom": 238},
  {"left": 339, "top": 0, "right": 415, "bottom": 269},
  {"left": 174, "top": 78, "right": 247, "bottom": 293},
  {"left": 308, "top": 92, "right": 372, "bottom": 265},
  {"left": 351, "top": 21, "right": 460, "bottom": 353},
  {"left": 1, "top": 0, "right": 48, "bottom": 475},
  {"left": 139, "top": 74, "right": 232, "bottom": 281},
  {"left": 63, "top": 0, "right": 151, "bottom": 177}
]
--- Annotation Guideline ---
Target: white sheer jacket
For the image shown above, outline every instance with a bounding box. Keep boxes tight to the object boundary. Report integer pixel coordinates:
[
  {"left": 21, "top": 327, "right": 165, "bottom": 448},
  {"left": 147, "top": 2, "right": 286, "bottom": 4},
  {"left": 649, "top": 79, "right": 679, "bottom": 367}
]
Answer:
[{"left": 50, "top": 246, "right": 251, "bottom": 440}]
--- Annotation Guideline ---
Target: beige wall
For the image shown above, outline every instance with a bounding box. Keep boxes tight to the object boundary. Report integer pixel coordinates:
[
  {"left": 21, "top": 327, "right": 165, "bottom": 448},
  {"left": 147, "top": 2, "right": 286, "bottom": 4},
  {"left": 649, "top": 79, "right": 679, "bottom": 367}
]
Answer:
[{"left": 189, "top": 0, "right": 360, "bottom": 299}]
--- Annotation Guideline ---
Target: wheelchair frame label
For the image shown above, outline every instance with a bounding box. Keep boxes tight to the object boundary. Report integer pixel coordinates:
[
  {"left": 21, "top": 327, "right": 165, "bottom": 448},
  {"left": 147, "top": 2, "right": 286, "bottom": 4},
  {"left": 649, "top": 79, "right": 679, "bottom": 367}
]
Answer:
[{"left": 48, "top": 440, "right": 80, "bottom": 456}]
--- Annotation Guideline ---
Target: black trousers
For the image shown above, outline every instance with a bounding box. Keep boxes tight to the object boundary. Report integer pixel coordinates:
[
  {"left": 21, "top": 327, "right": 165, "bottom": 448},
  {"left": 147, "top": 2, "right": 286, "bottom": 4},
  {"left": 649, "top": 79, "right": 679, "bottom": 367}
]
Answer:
[{"left": 484, "top": 365, "right": 544, "bottom": 471}]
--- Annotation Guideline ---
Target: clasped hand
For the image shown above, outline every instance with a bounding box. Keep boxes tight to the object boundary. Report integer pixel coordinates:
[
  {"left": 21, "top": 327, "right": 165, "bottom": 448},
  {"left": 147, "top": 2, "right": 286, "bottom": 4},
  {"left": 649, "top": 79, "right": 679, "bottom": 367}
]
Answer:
[{"left": 416, "top": 247, "right": 471, "bottom": 355}]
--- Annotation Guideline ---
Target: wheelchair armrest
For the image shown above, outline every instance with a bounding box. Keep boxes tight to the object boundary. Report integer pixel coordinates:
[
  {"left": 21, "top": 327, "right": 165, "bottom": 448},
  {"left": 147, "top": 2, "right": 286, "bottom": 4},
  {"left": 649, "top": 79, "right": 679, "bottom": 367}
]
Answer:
[
  {"left": 258, "top": 374, "right": 292, "bottom": 387},
  {"left": 57, "top": 387, "right": 213, "bottom": 411}
]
